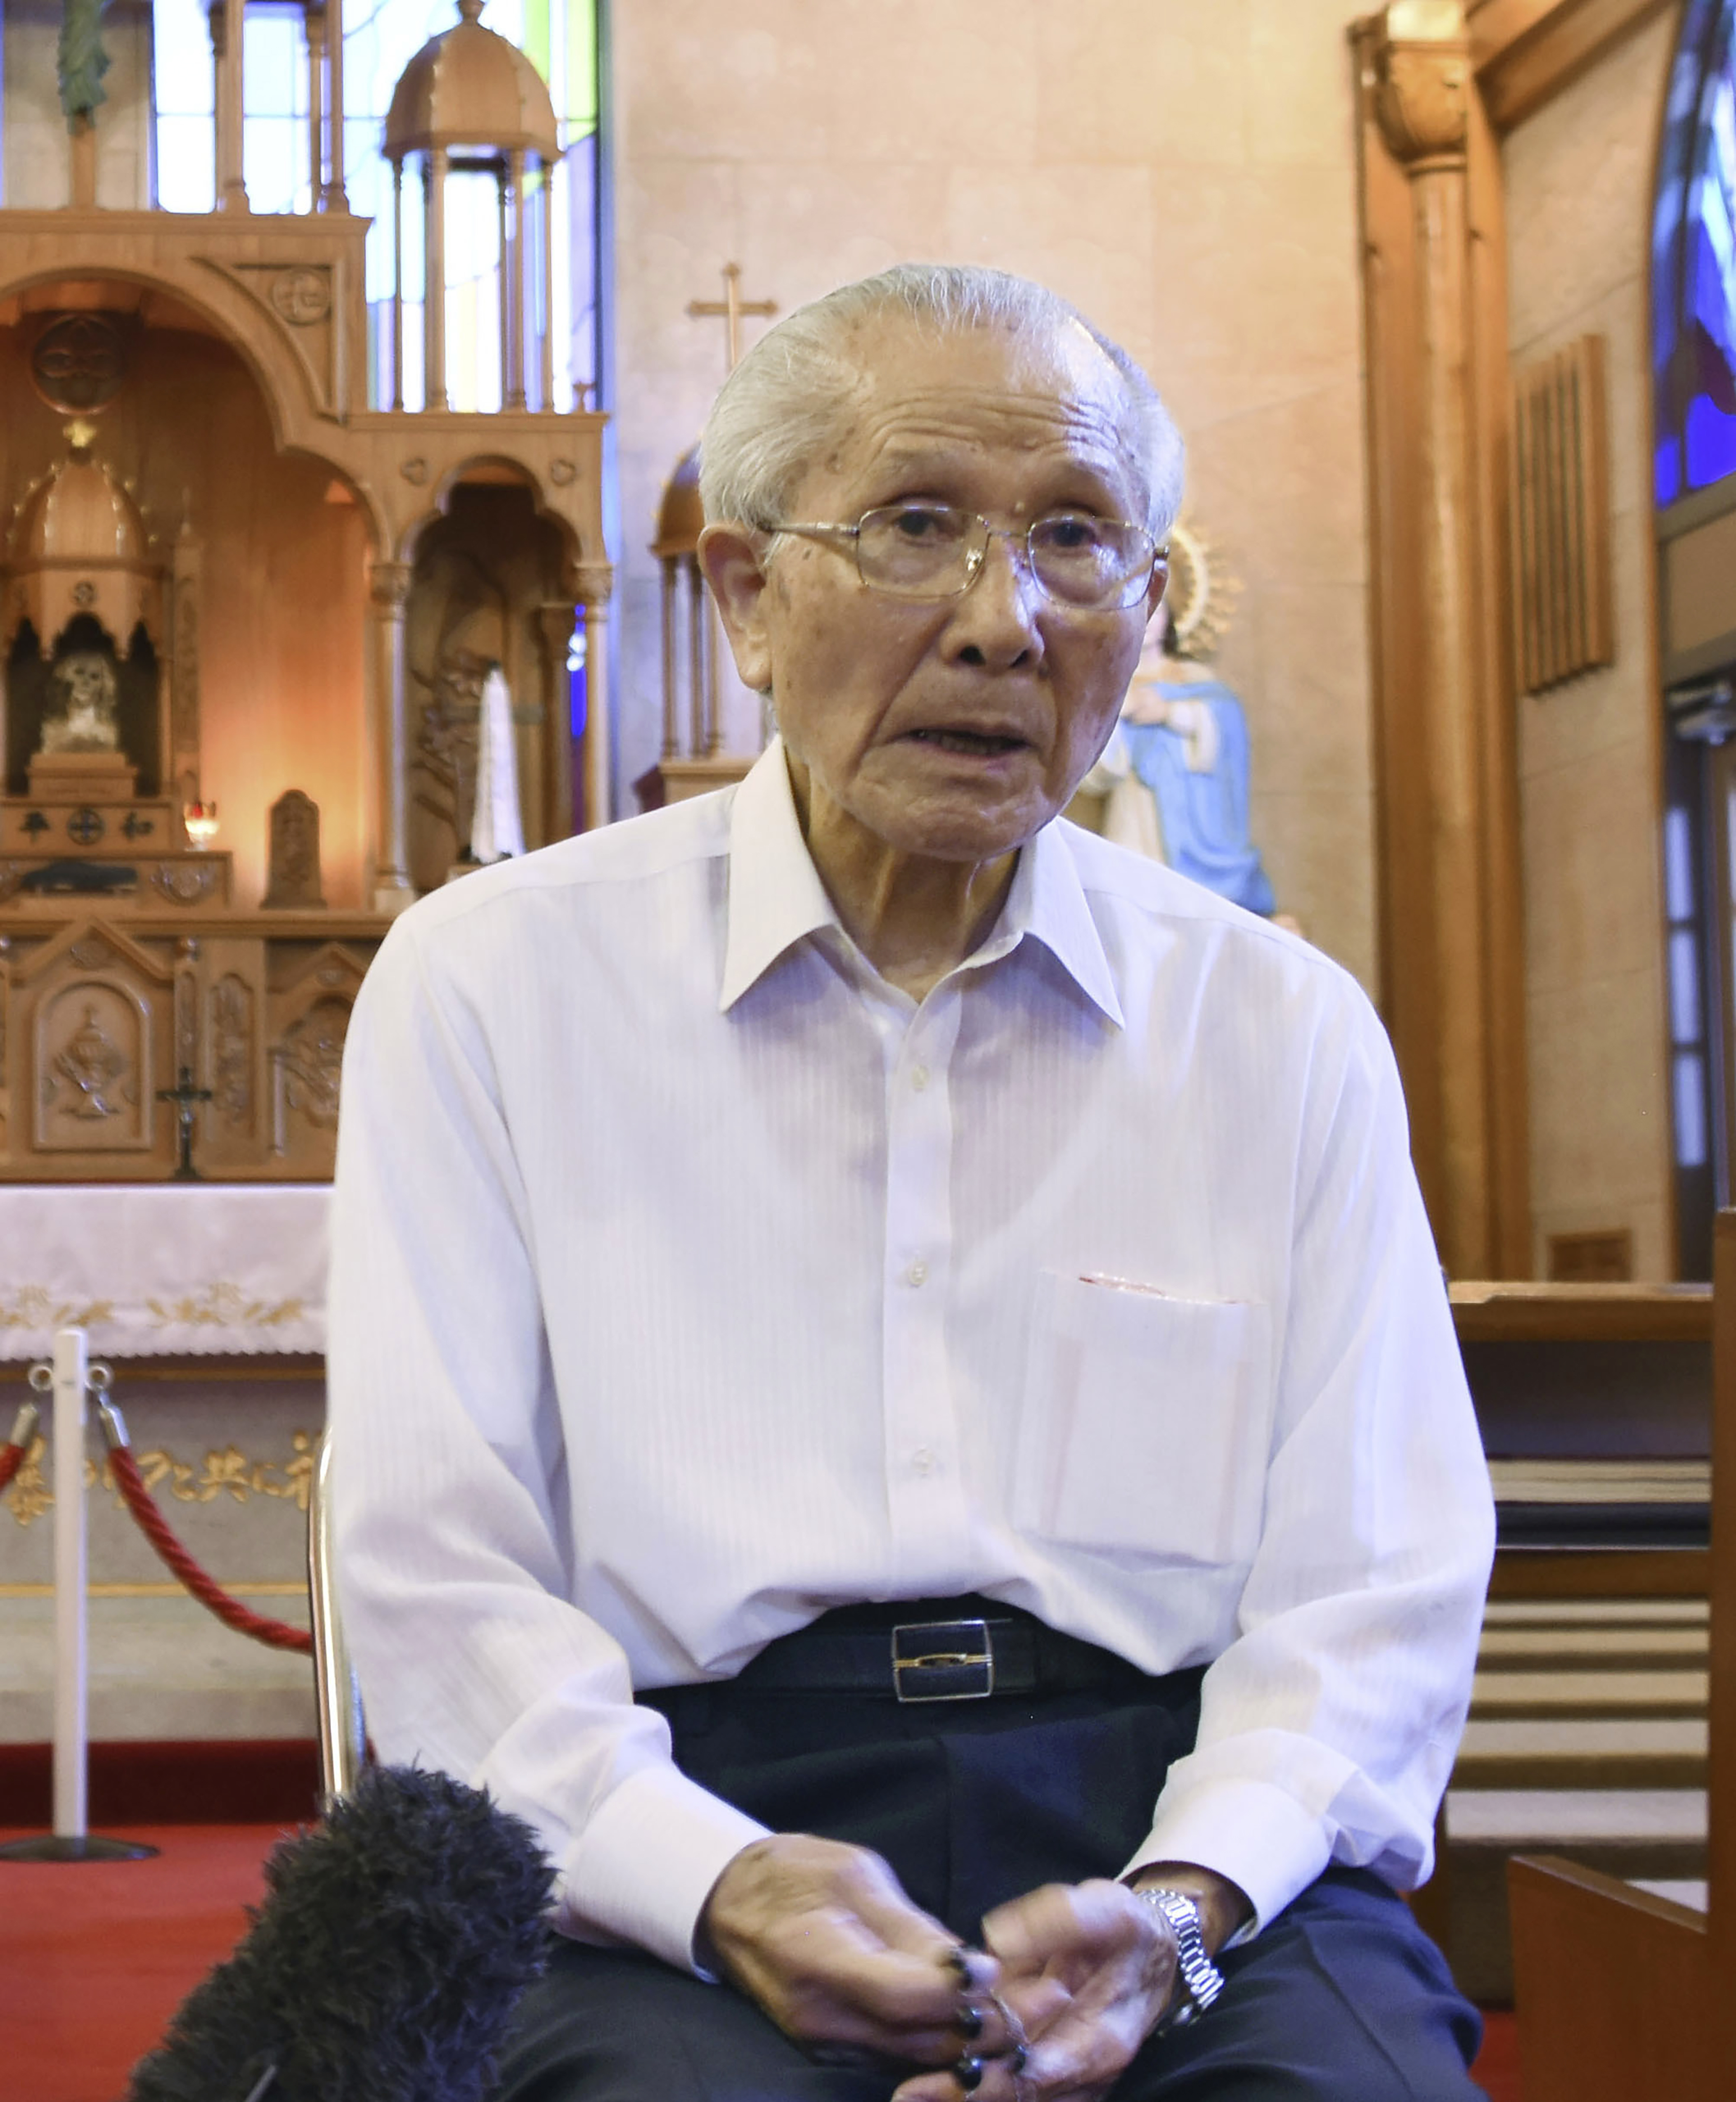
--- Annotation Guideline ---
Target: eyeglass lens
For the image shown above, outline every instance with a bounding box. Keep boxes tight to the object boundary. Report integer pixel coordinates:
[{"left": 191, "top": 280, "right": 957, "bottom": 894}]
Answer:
[{"left": 855, "top": 504, "right": 1155, "bottom": 609}]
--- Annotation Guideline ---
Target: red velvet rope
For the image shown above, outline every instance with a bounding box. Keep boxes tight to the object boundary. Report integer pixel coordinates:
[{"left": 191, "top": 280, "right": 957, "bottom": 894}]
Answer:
[
  {"left": 107, "top": 1442, "right": 313, "bottom": 1655},
  {"left": 0, "top": 1441, "right": 24, "bottom": 1494}
]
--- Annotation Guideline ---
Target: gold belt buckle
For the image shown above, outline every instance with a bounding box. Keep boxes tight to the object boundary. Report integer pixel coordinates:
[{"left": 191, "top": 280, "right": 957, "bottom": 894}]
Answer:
[{"left": 890, "top": 1618, "right": 994, "bottom": 1701}]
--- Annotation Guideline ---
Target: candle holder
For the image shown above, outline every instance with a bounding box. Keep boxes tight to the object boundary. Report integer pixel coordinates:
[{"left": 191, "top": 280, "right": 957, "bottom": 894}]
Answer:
[{"left": 183, "top": 799, "right": 219, "bottom": 850}]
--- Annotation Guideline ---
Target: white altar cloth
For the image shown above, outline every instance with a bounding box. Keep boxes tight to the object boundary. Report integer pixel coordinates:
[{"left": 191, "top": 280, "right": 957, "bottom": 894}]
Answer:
[{"left": 0, "top": 1184, "right": 329, "bottom": 1358}]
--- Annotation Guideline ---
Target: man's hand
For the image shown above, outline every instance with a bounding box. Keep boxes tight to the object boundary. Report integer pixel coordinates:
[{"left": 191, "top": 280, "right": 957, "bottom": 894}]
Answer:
[
  {"left": 889, "top": 1880, "right": 1174, "bottom": 2102},
  {"left": 894, "top": 1867, "right": 1251, "bottom": 2102},
  {"left": 699, "top": 1834, "right": 1013, "bottom": 2070}
]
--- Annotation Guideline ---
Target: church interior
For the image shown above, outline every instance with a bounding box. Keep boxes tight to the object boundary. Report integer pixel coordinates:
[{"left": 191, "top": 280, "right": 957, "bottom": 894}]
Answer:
[{"left": 1, "top": 1, "right": 1734, "bottom": 2096}]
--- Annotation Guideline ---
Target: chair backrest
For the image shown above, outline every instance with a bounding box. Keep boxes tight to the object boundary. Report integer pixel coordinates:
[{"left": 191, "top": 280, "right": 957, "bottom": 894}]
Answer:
[{"left": 306, "top": 1429, "right": 368, "bottom": 1806}]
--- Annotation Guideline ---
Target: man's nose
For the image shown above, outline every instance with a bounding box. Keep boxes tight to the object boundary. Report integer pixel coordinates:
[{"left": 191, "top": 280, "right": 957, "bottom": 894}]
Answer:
[{"left": 947, "top": 529, "right": 1044, "bottom": 665}]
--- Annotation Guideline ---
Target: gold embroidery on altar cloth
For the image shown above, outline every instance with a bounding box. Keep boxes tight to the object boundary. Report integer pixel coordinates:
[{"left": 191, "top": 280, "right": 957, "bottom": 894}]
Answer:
[
  {"left": 145, "top": 1283, "right": 308, "bottom": 1330},
  {"left": 0, "top": 1287, "right": 116, "bottom": 1331},
  {"left": 3, "top": 1429, "right": 317, "bottom": 1526}
]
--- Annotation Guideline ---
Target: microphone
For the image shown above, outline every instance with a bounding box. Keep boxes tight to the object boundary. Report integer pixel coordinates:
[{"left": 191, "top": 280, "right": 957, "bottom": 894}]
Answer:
[{"left": 127, "top": 1764, "right": 556, "bottom": 2102}]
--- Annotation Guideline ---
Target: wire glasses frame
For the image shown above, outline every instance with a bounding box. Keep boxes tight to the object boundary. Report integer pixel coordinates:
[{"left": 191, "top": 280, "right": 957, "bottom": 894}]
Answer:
[{"left": 765, "top": 502, "right": 1167, "bottom": 612}]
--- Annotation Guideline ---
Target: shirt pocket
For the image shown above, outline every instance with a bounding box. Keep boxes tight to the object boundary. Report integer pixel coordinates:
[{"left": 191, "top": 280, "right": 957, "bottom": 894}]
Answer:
[{"left": 1012, "top": 1270, "right": 1274, "bottom": 1566}]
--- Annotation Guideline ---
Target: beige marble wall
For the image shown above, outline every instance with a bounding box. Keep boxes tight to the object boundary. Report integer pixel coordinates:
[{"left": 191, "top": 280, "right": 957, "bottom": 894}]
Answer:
[
  {"left": 611, "top": 1, "right": 1378, "bottom": 985},
  {"left": 1503, "top": 8, "right": 1679, "bottom": 1278}
]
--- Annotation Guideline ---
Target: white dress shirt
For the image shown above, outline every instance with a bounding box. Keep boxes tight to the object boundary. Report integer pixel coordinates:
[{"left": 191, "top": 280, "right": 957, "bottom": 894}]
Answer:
[{"left": 328, "top": 742, "right": 1493, "bottom": 1975}]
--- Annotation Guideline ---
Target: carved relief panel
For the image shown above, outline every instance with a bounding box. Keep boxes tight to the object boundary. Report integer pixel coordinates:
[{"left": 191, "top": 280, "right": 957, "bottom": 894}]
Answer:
[
  {"left": 35, "top": 977, "right": 151, "bottom": 1148},
  {"left": 0, "top": 915, "right": 382, "bottom": 1182},
  {"left": 11, "top": 922, "right": 174, "bottom": 1172},
  {"left": 266, "top": 941, "right": 368, "bottom": 1177},
  {"left": 195, "top": 936, "right": 269, "bottom": 1172}
]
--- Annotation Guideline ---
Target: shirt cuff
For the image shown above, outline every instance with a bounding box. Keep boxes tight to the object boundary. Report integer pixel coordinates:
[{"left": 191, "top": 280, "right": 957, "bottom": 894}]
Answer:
[
  {"left": 1123, "top": 1777, "right": 1332, "bottom": 1941},
  {"left": 555, "top": 1759, "right": 771, "bottom": 1974}
]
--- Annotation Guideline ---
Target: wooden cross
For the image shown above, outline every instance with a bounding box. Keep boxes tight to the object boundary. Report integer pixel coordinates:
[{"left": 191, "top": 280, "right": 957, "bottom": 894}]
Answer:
[
  {"left": 156, "top": 1064, "right": 213, "bottom": 1182},
  {"left": 687, "top": 263, "right": 777, "bottom": 373}
]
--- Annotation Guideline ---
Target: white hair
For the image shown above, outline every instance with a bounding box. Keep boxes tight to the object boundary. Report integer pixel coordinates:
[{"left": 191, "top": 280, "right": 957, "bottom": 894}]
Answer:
[{"left": 698, "top": 263, "right": 1184, "bottom": 540}]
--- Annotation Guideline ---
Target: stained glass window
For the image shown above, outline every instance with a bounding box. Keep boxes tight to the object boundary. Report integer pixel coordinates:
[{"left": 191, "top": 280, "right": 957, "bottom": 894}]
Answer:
[
  {"left": 149, "top": 0, "right": 600, "bottom": 412},
  {"left": 1654, "top": 0, "right": 1736, "bottom": 505}
]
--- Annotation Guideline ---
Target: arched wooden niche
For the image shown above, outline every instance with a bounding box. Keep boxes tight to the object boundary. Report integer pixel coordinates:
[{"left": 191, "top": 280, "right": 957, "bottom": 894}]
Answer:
[
  {"left": 404, "top": 476, "right": 574, "bottom": 889},
  {"left": 2, "top": 437, "right": 165, "bottom": 799}
]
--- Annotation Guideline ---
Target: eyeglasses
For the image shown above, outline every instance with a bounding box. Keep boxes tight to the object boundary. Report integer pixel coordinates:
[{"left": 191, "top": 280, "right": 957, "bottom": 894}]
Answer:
[{"left": 765, "top": 502, "right": 1165, "bottom": 612}]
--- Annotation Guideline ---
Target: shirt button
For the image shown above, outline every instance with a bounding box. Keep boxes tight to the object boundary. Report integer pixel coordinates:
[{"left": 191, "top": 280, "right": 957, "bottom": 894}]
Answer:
[
  {"left": 905, "top": 1258, "right": 929, "bottom": 1288},
  {"left": 912, "top": 1447, "right": 935, "bottom": 1474},
  {"left": 911, "top": 1064, "right": 930, "bottom": 1092}
]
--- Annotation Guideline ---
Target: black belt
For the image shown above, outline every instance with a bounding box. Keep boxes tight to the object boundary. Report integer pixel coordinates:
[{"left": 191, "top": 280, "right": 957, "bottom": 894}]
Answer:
[{"left": 721, "top": 1599, "right": 1152, "bottom": 1704}]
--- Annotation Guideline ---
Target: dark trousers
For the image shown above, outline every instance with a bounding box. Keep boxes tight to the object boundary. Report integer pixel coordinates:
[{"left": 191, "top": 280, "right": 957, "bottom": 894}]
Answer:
[{"left": 494, "top": 1618, "right": 1483, "bottom": 2102}]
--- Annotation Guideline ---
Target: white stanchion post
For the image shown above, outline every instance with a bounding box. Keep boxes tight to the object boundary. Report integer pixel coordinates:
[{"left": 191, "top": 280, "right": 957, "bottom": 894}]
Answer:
[
  {"left": 0, "top": 1332, "right": 156, "bottom": 1864},
  {"left": 52, "top": 1325, "right": 88, "bottom": 1842}
]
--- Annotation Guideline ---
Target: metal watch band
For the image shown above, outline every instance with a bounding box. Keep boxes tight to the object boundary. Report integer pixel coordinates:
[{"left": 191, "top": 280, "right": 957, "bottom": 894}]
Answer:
[{"left": 1138, "top": 1888, "right": 1227, "bottom": 2031}]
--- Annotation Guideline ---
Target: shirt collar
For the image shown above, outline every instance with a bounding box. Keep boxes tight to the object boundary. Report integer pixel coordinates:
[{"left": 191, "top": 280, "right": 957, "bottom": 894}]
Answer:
[
  {"left": 720, "top": 741, "right": 1124, "bottom": 1030},
  {"left": 984, "top": 815, "right": 1125, "bottom": 1029},
  {"left": 719, "top": 743, "right": 841, "bottom": 1010}
]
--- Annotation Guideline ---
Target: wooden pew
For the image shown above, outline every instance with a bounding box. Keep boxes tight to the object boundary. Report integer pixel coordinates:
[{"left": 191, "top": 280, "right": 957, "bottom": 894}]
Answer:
[
  {"left": 1409, "top": 1282, "right": 1710, "bottom": 1998},
  {"left": 1504, "top": 1217, "right": 1736, "bottom": 2097}
]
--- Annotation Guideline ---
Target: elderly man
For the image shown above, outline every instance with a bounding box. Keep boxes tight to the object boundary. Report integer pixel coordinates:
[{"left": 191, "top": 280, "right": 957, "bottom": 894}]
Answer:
[{"left": 330, "top": 264, "right": 1492, "bottom": 2102}]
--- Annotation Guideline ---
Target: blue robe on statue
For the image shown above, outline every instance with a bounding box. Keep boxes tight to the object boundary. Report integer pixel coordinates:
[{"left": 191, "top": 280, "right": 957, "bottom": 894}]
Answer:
[{"left": 1120, "top": 679, "right": 1276, "bottom": 917}]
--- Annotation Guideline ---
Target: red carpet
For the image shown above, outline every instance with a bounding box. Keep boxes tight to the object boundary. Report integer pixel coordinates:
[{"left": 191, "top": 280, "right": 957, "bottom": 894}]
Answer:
[
  {"left": 0, "top": 1824, "right": 277, "bottom": 2102},
  {"left": 0, "top": 1822, "right": 1525, "bottom": 2102}
]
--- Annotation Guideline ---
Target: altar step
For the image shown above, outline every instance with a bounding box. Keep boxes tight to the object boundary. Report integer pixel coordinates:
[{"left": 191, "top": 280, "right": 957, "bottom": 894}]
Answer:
[
  {"left": 0, "top": 1591, "right": 315, "bottom": 1746},
  {"left": 1434, "top": 1596, "right": 1711, "bottom": 2004}
]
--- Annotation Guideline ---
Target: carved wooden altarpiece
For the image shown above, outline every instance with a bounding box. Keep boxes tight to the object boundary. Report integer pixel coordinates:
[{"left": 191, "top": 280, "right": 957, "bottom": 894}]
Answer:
[{"left": 0, "top": 2, "right": 610, "bottom": 1185}]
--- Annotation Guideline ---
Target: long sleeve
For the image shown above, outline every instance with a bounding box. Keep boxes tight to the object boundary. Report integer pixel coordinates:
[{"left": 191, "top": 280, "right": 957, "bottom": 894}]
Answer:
[
  {"left": 1127, "top": 999, "right": 1494, "bottom": 1929},
  {"left": 327, "top": 911, "right": 767, "bottom": 1972}
]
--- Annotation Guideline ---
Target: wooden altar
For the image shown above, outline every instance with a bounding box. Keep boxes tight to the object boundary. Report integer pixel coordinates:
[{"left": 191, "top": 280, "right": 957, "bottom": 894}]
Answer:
[{"left": 0, "top": 2, "right": 610, "bottom": 1183}]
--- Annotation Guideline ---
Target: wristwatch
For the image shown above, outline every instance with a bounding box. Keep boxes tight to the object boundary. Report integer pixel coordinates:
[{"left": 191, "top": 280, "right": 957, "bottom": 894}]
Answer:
[{"left": 1137, "top": 1887, "right": 1227, "bottom": 2031}]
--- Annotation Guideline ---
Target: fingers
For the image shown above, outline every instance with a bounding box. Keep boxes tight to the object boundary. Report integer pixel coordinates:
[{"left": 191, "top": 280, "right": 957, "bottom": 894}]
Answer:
[
  {"left": 700, "top": 1834, "right": 1000, "bottom": 2062},
  {"left": 982, "top": 1879, "right": 1135, "bottom": 1975}
]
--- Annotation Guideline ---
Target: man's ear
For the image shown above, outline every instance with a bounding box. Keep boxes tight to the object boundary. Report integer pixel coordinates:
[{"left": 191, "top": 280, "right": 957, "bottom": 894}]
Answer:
[{"left": 698, "top": 523, "right": 774, "bottom": 694}]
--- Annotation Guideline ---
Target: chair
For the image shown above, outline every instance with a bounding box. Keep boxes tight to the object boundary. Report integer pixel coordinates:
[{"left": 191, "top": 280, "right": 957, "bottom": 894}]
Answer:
[
  {"left": 1504, "top": 1213, "right": 1736, "bottom": 2096},
  {"left": 306, "top": 1428, "right": 367, "bottom": 1806}
]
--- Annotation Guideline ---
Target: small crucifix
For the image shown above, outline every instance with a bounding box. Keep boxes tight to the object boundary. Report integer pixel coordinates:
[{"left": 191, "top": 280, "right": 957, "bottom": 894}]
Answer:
[
  {"left": 156, "top": 1064, "right": 213, "bottom": 1182},
  {"left": 687, "top": 262, "right": 777, "bottom": 374}
]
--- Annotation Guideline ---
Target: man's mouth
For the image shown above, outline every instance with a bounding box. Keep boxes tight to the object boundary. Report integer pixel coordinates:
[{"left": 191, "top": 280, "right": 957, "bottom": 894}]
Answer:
[{"left": 906, "top": 728, "right": 1028, "bottom": 757}]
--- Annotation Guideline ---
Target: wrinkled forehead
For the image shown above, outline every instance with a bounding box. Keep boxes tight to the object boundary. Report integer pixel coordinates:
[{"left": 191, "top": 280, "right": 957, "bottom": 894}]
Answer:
[{"left": 809, "top": 312, "right": 1141, "bottom": 505}]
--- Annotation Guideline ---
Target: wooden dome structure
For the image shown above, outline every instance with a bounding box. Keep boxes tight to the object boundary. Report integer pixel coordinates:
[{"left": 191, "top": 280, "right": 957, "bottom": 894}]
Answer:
[
  {"left": 384, "top": 0, "right": 561, "bottom": 416},
  {"left": 384, "top": 0, "right": 559, "bottom": 159},
  {"left": 7, "top": 441, "right": 159, "bottom": 658}
]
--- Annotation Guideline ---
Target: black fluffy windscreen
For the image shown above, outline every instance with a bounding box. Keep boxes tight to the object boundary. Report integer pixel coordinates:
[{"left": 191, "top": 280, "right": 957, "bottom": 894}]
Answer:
[{"left": 127, "top": 1764, "right": 556, "bottom": 2102}]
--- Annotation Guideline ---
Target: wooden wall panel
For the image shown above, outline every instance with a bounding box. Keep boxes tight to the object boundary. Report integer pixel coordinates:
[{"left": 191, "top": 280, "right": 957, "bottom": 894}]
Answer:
[
  {"left": 1352, "top": 6, "right": 1532, "bottom": 1277},
  {"left": 0, "top": 323, "right": 371, "bottom": 909}
]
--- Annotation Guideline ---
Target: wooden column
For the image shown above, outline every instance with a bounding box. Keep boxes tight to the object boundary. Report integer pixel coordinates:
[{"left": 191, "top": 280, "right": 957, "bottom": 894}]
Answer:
[
  {"left": 390, "top": 159, "right": 404, "bottom": 409},
  {"left": 305, "top": 3, "right": 325, "bottom": 208},
  {"left": 217, "top": 0, "right": 249, "bottom": 212},
  {"left": 322, "top": 0, "right": 347, "bottom": 209},
  {"left": 686, "top": 557, "right": 707, "bottom": 756},
  {"left": 497, "top": 164, "right": 512, "bottom": 410},
  {"left": 505, "top": 149, "right": 528, "bottom": 410},
  {"left": 368, "top": 560, "right": 414, "bottom": 909},
  {"left": 1352, "top": 0, "right": 1529, "bottom": 1277},
  {"left": 424, "top": 147, "right": 447, "bottom": 410},
  {"left": 660, "top": 559, "right": 680, "bottom": 757},
  {"left": 535, "top": 602, "right": 579, "bottom": 840},
  {"left": 575, "top": 561, "right": 614, "bottom": 831},
  {"left": 539, "top": 159, "right": 557, "bottom": 411}
]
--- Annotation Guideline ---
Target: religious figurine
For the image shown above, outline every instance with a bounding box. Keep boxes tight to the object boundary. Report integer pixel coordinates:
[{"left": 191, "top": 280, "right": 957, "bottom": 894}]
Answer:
[
  {"left": 37, "top": 649, "right": 121, "bottom": 755},
  {"left": 468, "top": 667, "right": 525, "bottom": 864},
  {"left": 1077, "top": 525, "right": 1276, "bottom": 918},
  {"left": 263, "top": 788, "right": 327, "bottom": 909}
]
